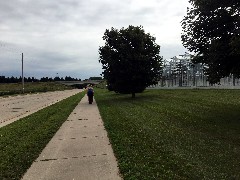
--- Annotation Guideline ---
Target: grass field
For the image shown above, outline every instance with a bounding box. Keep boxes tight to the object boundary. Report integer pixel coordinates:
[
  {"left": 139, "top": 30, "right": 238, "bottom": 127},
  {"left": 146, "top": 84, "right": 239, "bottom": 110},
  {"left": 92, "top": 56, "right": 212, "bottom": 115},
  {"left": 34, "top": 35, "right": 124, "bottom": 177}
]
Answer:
[
  {"left": 95, "top": 89, "right": 240, "bottom": 179},
  {"left": 0, "top": 92, "right": 84, "bottom": 180},
  {"left": 0, "top": 82, "right": 73, "bottom": 96}
]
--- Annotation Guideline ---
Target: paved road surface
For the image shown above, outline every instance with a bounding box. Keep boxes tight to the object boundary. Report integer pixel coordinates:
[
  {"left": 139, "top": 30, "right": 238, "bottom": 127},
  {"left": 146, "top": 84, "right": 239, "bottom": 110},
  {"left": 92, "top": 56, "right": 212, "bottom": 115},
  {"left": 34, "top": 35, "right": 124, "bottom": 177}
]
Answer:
[
  {"left": 22, "top": 94, "right": 122, "bottom": 180},
  {"left": 0, "top": 89, "right": 82, "bottom": 128}
]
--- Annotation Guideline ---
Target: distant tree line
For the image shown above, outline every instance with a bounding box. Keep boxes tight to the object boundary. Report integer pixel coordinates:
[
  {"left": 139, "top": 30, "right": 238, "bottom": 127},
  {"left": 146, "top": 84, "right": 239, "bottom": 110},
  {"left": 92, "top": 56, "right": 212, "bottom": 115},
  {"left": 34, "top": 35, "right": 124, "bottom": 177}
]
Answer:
[
  {"left": 89, "top": 77, "right": 103, "bottom": 80},
  {"left": 0, "top": 76, "right": 81, "bottom": 83}
]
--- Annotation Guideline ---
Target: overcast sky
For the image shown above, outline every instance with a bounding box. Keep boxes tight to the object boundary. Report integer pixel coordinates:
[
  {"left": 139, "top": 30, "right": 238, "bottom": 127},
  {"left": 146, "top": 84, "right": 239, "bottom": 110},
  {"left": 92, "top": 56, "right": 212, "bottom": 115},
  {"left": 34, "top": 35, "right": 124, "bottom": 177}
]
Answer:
[{"left": 0, "top": 0, "right": 190, "bottom": 79}]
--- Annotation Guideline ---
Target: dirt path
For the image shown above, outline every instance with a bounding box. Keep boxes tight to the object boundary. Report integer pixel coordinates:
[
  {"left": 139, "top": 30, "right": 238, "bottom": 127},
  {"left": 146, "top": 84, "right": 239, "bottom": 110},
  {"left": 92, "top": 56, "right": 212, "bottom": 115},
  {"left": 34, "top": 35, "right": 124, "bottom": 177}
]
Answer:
[{"left": 0, "top": 89, "right": 82, "bottom": 128}]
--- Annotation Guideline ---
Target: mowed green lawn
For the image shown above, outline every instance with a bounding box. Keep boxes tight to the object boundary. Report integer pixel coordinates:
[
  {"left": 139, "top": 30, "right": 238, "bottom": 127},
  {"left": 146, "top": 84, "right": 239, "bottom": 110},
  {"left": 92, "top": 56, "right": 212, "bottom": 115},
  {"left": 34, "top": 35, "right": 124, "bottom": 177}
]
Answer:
[
  {"left": 95, "top": 89, "right": 240, "bottom": 179},
  {"left": 0, "top": 92, "right": 84, "bottom": 180}
]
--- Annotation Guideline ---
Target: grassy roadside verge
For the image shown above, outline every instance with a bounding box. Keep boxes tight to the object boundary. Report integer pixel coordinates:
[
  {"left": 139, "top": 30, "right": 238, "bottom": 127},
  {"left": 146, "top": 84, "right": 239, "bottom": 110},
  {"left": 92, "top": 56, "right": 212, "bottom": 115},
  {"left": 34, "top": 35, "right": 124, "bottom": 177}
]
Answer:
[
  {"left": 0, "top": 92, "right": 84, "bottom": 180},
  {"left": 95, "top": 89, "right": 240, "bottom": 179},
  {"left": 0, "top": 82, "right": 73, "bottom": 96}
]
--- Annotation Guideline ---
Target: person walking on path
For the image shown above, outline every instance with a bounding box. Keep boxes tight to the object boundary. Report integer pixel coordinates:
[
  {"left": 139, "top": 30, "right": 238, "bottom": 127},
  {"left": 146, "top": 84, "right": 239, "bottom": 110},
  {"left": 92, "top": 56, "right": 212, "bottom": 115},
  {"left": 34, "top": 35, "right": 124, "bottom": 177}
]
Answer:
[{"left": 87, "top": 85, "right": 94, "bottom": 104}]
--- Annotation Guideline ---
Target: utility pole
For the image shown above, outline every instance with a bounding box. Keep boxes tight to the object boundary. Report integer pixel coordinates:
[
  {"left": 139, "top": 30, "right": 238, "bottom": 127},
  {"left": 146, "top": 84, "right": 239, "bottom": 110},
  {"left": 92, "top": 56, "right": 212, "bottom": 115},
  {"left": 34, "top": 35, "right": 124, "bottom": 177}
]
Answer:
[{"left": 22, "top": 53, "right": 24, "bottom": 94}]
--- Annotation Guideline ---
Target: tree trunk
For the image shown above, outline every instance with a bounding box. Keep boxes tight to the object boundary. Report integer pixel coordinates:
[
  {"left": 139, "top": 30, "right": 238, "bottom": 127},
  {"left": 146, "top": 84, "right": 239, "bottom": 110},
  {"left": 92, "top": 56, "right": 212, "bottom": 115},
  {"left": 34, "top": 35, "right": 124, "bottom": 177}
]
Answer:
[
  {"left": 132, "top": 92, "right": 135, "bottom": 98},
  {"left": 233, "top": 74, "right": 236, "bottom": 86}
]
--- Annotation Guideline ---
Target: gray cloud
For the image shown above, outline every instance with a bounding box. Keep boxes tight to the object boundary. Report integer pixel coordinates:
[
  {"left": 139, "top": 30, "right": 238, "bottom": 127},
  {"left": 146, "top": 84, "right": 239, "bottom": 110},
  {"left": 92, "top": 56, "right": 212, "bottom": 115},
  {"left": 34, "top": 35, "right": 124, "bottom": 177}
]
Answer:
[{"left": 0, "top": 0, "right": 190, "bottom": 79}]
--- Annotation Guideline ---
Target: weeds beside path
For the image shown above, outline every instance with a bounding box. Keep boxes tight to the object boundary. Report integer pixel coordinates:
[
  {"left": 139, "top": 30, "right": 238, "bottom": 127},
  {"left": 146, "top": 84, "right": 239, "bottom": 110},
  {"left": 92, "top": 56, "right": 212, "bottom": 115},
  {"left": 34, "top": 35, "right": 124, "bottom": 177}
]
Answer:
[
  {"left": 0, "top": 92, "right": 84, "bottom": 180},
  {"left": 95, "top": 89, "right": 240, "bottom": 179}
]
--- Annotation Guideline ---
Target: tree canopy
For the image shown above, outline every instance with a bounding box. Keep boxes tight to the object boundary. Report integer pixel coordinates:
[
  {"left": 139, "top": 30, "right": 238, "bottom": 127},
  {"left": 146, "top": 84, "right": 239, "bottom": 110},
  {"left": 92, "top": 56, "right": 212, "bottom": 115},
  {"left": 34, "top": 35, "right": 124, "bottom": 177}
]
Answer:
[
  {"left": 99, "top": 25, "right": 162, "bottom": 97},
  {"left": 181, "top": 0, "right": 240, "bottom": 83}
]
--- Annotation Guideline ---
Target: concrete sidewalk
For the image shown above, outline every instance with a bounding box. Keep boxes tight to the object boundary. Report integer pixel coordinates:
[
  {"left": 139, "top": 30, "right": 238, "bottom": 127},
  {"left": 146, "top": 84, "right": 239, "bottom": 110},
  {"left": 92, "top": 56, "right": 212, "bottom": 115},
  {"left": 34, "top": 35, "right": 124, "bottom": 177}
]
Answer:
[{"left": 22, "top": 94, "right": 122, "bottom": 180}]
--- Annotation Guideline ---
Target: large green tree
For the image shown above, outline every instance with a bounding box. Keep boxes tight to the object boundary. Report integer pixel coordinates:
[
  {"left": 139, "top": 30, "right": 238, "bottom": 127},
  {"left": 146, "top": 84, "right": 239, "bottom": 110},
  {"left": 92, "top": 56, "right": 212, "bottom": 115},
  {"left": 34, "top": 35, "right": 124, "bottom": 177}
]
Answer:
[
  {"left": 99, "top": 25, "right": 162, "bottom": 98},
  {"left": 181, "top": 0, "right": 240, "bottom": 83}
]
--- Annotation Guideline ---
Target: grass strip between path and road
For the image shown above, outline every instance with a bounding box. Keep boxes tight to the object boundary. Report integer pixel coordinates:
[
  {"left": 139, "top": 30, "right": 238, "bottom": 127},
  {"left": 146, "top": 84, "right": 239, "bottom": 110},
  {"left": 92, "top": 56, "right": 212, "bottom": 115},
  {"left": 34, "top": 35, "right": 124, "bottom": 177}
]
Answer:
[
  {"left": 95, "top": 88, "right": 240, "bottom": 179},
  {"left": 0, "top": 92, "right": 84, "bottom": 180},
  {"left": 0, "top": 82, "right": 73, "bottom": 97}
]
